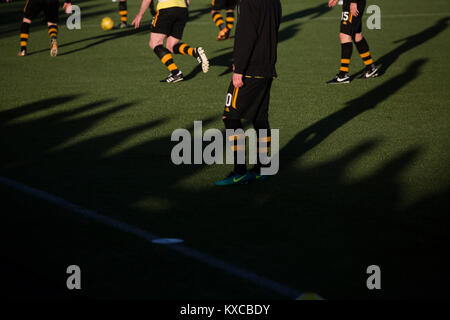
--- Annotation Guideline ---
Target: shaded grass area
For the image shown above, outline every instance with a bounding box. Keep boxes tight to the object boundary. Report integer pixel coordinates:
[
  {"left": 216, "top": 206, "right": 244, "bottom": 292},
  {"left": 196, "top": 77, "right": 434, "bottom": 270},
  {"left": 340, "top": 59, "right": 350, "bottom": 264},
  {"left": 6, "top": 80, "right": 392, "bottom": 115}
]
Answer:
[{"left": 1, "top": 0, "right": 449, "bottom": 299}]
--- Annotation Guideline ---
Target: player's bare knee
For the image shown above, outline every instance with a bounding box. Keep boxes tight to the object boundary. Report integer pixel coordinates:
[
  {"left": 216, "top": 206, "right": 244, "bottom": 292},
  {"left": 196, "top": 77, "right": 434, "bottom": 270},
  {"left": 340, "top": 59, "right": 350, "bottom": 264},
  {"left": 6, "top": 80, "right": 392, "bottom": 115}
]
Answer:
[
  {"left": 339, "top": 33, "right": 352, "bottom": 43},
  {"left": 354, "top": 33, "right": 363, "bottom": 42},
  {"left": 149, "top": 40, "right": 161, "bottom": 50}
]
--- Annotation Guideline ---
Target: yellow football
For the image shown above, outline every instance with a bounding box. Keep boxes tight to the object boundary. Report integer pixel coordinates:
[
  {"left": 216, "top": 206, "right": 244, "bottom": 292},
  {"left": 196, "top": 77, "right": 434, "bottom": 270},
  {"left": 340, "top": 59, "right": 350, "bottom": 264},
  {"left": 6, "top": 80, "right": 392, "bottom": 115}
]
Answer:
[{"left": 101, "top": 17, "right": 114, "bottom": 31}]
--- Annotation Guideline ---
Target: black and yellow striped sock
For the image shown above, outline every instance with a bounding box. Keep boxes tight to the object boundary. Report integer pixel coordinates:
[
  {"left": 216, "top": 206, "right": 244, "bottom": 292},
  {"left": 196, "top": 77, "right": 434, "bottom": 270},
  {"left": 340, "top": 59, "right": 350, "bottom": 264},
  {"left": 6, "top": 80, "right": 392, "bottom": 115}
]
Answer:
[
  {"left": 212, "top": 12, "right": 225, "bottom": 30},
  {"left": 254, "top": 120, "right": 271, "bottom": 174},
  {"left": 48, "top": 24, "right": 58, "bottom": 40},
  {"left": 20, "top": 22, "right": 30, "bottom": 51},
  {"left": 355, "top": 37, "right": 374, "bottom": 67},
  {"left": 119, "top": 0, "right": 128, "bottom": 24},
  {"left": 226, "top": 11, "right": 235, "bottom": 30},
  {"left": 339, "top": 42, "right": 353, "bottom": 76},
  {"left": 154, "top": 45, "right": 179, "bottom": 75},
  {"left": 224, "top": 118, "right": 246, "bottom": 175},
  {"left": 173, "top": 42, "right": 195, "bottom": 57}
]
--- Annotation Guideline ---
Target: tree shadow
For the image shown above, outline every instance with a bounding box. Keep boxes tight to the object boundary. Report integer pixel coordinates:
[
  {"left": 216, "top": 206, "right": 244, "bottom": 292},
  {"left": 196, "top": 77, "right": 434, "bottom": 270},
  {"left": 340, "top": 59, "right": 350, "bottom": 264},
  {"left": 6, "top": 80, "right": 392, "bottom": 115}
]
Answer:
[
  {"left": 285, "top": 58, "right": 427, "bottom": 167},
  {"left": 188, "top": 5, "right": 212, "bottom": 23},
  {"left": 4, "top": 57, "right": 449, "bottom": 299},
  {"left": 351, "top": 17, "right": 449, "bottom": 79},
  {"left": 281, "top": 2, "right": 330, "bottom": 23},
  {"left": 27, "top": 23, "right": 151, "bottom": 56}
]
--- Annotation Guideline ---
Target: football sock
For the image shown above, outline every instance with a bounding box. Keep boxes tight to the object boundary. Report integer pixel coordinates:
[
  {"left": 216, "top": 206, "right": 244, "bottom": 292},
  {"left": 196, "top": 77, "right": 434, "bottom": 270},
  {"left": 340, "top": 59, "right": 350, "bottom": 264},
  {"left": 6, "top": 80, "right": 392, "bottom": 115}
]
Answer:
[
  {"left": 212, "top": 11, "right": 225, "bottom": 30},
  {"left": 223, "top": 117, "right": 246, "bottom": 175},
  {"left": 119, "top": 0, "right": 127, "bottom": 24},
  {"left": 173, "top": 42, "right": 196, "bottom": 57},
  {"left": 253, "top": 119, "right": 271, "bottom": 175},
  {"left": 226, "top": 11, "right": 235, "bottom": 30},
  {"left": 154, "top": 45, "right": 179, "bottom": 75},
  {"left": 48, "top": 24, "right": 58, "bottom": 40},
  {"left": 339, "top": 42, "right": 353, "bottom": 76},
  {"left": 20, "top": 22, "right": 30, "bottom": 51},
  {"left": 355, "top": 37, "right": 374, "bottom": 67}
]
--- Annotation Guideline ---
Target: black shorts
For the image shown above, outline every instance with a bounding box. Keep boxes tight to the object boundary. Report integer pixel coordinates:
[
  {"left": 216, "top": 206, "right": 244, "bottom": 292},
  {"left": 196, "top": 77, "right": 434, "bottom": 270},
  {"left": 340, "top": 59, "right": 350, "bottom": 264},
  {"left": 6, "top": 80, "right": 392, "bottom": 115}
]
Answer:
[
  {"left": 223, "top": 77, "right": 273, "bottom": 121},
  {"left": 340, "top": 0, "right": 366, "bottom": 36},
  {"left": 211, "top": 0, "right": 237, "bottom": 11},
  {"left": 151, "top": 7, "right": 188, "bottom": 39},
  {"left": 24, "top": 0, "right": 59, "bottom": 23}
]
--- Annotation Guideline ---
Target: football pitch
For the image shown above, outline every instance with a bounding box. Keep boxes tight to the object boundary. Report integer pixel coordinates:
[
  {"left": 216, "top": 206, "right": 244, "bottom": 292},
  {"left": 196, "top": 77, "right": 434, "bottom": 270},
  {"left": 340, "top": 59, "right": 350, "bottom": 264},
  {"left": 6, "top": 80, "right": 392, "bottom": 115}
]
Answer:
[{"left": 1, "top": 0, "right": 449, "bottom": 300}]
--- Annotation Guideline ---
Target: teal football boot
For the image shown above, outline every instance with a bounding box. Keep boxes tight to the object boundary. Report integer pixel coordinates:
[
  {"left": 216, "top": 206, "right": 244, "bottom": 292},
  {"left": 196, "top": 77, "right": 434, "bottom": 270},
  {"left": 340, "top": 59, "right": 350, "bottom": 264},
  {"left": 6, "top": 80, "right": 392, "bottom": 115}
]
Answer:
[{"left": 214, "top": 172, "right": 251, "bottom": 186}]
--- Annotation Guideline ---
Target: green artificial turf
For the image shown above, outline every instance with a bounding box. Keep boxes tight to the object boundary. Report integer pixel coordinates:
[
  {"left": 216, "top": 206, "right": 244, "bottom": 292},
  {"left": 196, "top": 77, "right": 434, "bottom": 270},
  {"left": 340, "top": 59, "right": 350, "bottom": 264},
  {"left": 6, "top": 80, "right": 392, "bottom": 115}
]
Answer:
[{"left": 1, "top": 0, "right": 449, "bottom": 299}]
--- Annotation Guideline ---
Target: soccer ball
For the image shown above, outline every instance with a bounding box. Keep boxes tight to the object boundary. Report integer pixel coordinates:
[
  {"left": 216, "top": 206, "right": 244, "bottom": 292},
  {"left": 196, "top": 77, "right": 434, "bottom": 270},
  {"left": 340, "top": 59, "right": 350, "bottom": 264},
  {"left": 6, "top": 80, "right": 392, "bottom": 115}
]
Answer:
[{"left": 101, "top": 17, "right": 114, "bottom": 31}]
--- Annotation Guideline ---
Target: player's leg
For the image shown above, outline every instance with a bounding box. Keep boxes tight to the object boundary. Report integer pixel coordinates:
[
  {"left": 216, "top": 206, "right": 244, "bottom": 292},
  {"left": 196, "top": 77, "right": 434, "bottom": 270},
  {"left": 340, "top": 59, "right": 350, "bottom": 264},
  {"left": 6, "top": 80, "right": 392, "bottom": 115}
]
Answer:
[
  {"left": 114, "top": 0, "right": 129, "bottom": 29},
  {"left": 150, "top": 33, "right": 183, "bottom": 83},
  {"left": 211, "top": 0, "right": 226, "bottom": 33},
  {"left": 18, "top": 18, "right": 31, "bottom": 56},
  {"left": 215, "top": 82, "right": 250, "bottom": 186},
  {"left": 171, "top": 39, "right": 210, "bottom": 74},
  {"left": 19, "top": 0, "right": 40, "bottom": 56},
  {"left": 149, "top": 9, "right": 183, "bottom": 82},
  {"left": 247, "top": 78, "right": 273, "bottom": 181},
  {"left": 44, "top": 0, "right": 59, "bottom": 57},
  {"left": 327, "top": 32, "right": 352, "bottom": 84},
  {"left": 48, "top": 22, "right": 58, "bottom": 56},
  {"left": 327, "top": 1, "right": 354, "bottom": 84},
  {"left": 214, "top": 116, "right": 249, "bottom": 186},
  {"left": 168, "top": 7, "right": 210, "bottom": 74},
  {"left": 211, "top": 9, "right": 225, "bottom": 31},
  {"left": 249, "top": 118, "right": 271, "bottom": 181},
  {"left": 354, "top": 32, "right": 378, "bottom": 78},
  {"left": 225, "top": 9, "right": 235, "bottom": 32},
  {"left": 218, "top": 1, "right": 237, "bottom": 41}
]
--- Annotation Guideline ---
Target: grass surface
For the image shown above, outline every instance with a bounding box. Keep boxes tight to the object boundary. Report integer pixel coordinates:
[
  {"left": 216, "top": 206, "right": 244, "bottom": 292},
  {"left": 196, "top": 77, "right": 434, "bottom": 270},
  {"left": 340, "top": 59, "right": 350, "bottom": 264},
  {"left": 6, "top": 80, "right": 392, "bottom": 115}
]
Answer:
[{"left": 1, "top": 0, "right": 449, "bottom": 299}]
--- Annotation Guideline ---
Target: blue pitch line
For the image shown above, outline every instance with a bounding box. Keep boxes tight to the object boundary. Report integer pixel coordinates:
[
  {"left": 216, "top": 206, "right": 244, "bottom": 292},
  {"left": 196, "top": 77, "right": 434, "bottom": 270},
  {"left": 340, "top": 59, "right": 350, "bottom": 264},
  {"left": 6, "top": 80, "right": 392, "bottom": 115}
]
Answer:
[{"left": 0, "top": 175, "right": 303, "bottom": 299}]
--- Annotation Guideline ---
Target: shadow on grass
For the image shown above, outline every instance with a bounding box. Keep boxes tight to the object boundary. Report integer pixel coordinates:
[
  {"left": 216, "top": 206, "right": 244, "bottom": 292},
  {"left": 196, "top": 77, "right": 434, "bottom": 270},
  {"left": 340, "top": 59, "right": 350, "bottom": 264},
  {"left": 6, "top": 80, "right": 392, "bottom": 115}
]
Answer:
[
  {"left": 351, "top": 17, "right": 449, "bottom": 79},
  {"left": 3, "top": 58, "right": 449, "bottom": 299}
]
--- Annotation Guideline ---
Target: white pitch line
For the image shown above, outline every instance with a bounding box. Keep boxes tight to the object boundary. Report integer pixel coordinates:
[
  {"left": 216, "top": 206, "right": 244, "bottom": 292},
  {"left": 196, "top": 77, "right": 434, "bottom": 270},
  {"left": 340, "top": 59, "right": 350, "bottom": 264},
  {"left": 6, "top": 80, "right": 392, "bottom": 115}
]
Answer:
[{"left": 0, "top": 175, "right": 304, "bottom": 299}]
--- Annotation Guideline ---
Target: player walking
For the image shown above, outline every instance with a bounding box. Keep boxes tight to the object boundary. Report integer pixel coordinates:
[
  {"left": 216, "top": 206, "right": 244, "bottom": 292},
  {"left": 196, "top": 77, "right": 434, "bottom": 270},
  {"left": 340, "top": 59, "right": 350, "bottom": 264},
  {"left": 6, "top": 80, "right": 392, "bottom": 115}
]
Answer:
[
  {"left": 215, "top": 0, "right": 282, "bottom": 186},
  {"left": 327, "top": 0, "right": 378, "bottom": 84},
  {"left": 211, "top": 0, "right": 236, "bottom": 41},
  {"left": 18, "top": 0, "right": 73, "bottom": 57},
  {"left": 132, "top": 0, "right": 209, "bottom": 83}
]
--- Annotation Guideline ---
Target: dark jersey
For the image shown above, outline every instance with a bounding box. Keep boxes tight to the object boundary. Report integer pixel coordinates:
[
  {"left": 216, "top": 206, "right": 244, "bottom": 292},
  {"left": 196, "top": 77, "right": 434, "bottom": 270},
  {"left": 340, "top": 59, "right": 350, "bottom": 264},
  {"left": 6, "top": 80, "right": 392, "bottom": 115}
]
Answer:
[{"left": 233, "top": 0, "right": 282, "bottom": 78}]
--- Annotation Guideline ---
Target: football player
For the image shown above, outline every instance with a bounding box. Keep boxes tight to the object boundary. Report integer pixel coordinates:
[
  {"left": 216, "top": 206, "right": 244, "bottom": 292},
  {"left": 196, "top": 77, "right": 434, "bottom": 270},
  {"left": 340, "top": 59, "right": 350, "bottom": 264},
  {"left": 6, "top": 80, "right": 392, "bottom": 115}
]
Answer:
[
  {"left": 132, "top": 0, "right": 209, "bottom": 83},
  {"left": 211, "top": 0, "right": 237, "bottom": 41},
  {"left": 18, "top": 0, "right": 73, "bottom": 57},
  {"left": 327, "top": 0, "right": 378, "bottom": 84},
  {"left": 215, "top": 0, "right": 282, "bottom": 186}
]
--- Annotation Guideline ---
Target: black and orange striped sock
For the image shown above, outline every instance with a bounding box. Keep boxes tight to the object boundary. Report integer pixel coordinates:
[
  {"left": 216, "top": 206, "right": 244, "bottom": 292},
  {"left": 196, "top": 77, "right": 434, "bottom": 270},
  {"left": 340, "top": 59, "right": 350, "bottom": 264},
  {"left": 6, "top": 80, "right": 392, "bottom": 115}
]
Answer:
[
  {"left": 20, "top": 22, "right": 30, "bottom": 51},
  {"left": 224, "top": 118, "right": 246, "bottom": 175},
  {"left": 119, "top": 0, "right": 128, "bottom": 24},
  {"left": 173, "top": 42, "right": 195, "bottom": 57},
  {"left": 339, "top": 42, "right": 353, "bottom": 76},
  {"left": 154, "top": 45, "right": 179, "bottom": 75},
  {"left": 226, "top": 11, "right": 234, "bottom": 30},
  {"left": 355, "top": 37, "right": 374, "bottom": 67},
  {"left": 253, "top": 120, "right": 271, "bottom": 174},
  {"left": 48, "top": 24, "right": 58, "bottom": 40},
  {"left": 212, "top": 11, "right": 225, "bottom": 30}
]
